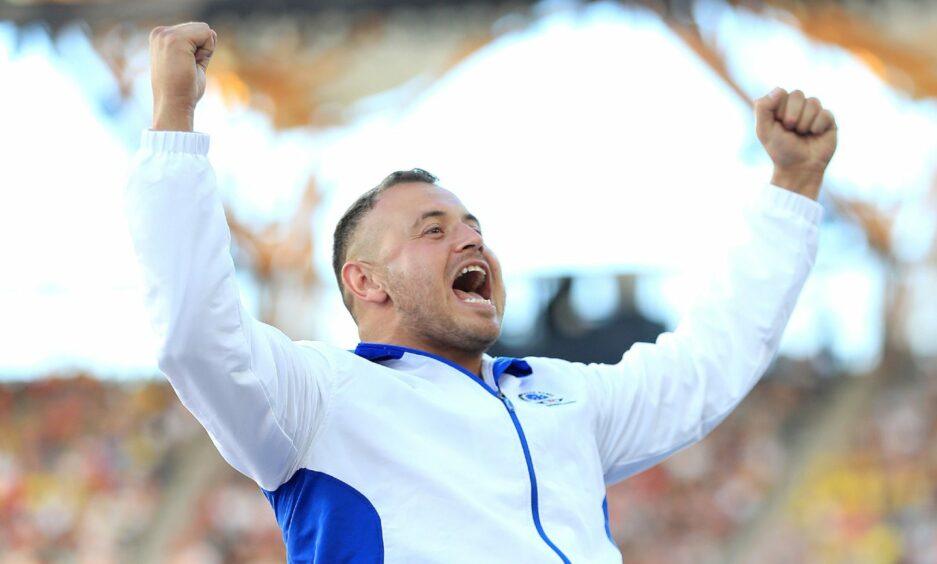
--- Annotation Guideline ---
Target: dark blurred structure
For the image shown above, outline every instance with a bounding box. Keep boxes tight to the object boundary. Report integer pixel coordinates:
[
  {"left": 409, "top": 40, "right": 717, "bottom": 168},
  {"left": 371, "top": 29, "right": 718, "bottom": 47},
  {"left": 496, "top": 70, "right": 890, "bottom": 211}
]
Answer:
[
  {"left": 0, "top": 0, "right": 533, "bottom": 26},
  {"left": 491, "top": 275, "right": 666, "bottom": 364}
]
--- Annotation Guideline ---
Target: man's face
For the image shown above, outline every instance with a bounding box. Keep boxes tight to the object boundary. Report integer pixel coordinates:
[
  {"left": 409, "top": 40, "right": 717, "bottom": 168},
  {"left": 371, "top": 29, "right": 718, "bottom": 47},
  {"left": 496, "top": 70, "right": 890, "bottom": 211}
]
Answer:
[{"left": 357, "top": 182, "right": 505, "bottom": 355}]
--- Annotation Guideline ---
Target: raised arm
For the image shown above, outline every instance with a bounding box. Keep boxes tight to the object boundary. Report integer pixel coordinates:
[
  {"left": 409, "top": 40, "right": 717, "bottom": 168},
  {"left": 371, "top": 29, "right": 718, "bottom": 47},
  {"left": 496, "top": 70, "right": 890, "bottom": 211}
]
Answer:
[
  {"left": 586, "top": 88, "right": 836, "bottom": 484},
  {"left": 126, "top": 23, "right": 332, "bottom": 490}
]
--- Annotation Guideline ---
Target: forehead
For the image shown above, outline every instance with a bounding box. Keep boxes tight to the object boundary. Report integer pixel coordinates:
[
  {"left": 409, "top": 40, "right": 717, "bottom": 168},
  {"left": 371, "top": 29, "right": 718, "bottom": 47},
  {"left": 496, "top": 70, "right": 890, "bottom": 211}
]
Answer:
[{"left": 370, "top": 182, "right": 471, "bottom": 226}]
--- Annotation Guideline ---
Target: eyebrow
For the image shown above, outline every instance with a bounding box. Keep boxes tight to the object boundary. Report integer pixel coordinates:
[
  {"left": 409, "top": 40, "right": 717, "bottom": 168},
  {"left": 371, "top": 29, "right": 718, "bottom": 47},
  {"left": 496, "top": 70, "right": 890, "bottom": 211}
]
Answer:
[{"left": 413, "top": 210, "right": 481, "bottom": 229}]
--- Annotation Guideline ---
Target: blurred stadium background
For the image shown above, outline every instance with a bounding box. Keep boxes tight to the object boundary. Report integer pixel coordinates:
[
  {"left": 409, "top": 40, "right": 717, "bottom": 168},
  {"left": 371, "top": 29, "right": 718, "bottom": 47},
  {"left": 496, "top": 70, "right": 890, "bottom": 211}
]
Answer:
[{"left": 3, "top": 0, "right": 937, "bottom": 562}]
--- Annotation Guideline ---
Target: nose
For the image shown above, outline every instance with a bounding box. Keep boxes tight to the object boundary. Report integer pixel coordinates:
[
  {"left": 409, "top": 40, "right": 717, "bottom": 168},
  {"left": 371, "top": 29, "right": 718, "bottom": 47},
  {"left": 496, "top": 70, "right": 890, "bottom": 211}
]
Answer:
[{"left": 455, "top": 222, "right": 484, "bottom": 253}]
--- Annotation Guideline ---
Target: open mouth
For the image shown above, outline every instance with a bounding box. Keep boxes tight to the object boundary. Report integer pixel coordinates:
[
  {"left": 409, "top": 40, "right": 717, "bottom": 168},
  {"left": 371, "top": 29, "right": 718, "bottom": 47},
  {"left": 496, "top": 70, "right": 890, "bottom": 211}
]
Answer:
[{"left": 452, "top": 264, "right": 493, "bottom": 306}]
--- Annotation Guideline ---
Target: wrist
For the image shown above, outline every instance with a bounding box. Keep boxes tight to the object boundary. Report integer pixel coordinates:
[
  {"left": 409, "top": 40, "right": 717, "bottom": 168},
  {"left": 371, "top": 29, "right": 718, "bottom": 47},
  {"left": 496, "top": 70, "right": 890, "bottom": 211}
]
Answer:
[
  {"left": 771, "top": 166, "right": 825, "bottom": 201},
  {"left": 152, "top": 100, "right": 195, "bottom": 132}
]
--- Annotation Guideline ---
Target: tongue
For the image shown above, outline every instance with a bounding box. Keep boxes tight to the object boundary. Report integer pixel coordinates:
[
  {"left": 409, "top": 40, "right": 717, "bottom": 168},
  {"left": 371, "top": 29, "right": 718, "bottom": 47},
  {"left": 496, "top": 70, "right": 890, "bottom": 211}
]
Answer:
[{"left": 453, "top": 289, "right": 483, "bottom": 301}]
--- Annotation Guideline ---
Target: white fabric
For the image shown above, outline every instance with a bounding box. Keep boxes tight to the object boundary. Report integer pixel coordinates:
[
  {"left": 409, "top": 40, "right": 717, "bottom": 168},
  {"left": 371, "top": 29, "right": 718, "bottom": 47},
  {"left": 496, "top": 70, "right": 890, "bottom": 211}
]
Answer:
[{"left": 126, "top": 130, "right": 821, "bottom": 563}]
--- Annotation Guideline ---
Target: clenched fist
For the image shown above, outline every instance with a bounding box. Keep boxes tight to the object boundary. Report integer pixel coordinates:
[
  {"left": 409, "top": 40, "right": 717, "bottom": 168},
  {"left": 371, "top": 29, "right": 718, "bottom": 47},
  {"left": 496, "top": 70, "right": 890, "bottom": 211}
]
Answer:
[
  {"left": 149, "top": 22, "right": 217, "bottom": 132},
  {"left": 755, "top": 88, "right": 837, "bottom": 200}
]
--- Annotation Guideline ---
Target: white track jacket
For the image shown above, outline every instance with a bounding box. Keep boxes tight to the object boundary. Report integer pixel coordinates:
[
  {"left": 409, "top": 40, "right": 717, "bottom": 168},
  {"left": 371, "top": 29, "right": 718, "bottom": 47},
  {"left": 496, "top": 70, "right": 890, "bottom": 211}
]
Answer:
[{"left": 126, "top": 130, "right": 822, "bottom": 563}]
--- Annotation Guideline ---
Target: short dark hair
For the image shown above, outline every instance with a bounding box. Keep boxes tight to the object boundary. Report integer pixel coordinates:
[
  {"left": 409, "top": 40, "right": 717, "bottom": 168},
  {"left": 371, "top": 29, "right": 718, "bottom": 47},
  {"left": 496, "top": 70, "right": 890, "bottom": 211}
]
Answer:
[{"left": 332, "top": 168, "right": 439, "bottom": 313}]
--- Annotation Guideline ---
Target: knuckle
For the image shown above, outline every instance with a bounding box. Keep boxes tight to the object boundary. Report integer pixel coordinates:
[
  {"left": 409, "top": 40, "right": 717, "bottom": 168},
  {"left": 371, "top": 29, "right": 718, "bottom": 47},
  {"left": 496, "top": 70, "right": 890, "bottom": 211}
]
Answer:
[{"left": 152, "top": 26, "right": 179, "bottom": 45}]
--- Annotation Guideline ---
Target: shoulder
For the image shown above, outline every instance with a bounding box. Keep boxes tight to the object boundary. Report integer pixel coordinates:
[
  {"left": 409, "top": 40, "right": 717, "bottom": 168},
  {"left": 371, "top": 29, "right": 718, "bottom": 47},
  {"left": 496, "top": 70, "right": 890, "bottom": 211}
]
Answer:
[
  {"left": 288, "top": 340, "right": 385, "bottom": 381},
  {"left": 518, "top": 354, "right": 641, "bottom": 399},
  {"left": 521, "top": 355, "right": 595, "bottom": 377},
  {"left": 294, "top": 340, "right": 377, "bottom": 368},
  {"left": 513, "top": 356, "right": 598, "bottom": 396}
]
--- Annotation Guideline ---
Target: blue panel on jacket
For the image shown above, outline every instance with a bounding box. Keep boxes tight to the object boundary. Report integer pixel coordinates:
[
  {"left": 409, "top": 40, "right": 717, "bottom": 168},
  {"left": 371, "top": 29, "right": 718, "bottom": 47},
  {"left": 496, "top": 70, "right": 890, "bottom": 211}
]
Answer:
[
  {"left": 602, "top": 496, "right": 617, "bottom": 546},
  {"left": 264, "top": 468, "right": 384, "bottom": 563}
]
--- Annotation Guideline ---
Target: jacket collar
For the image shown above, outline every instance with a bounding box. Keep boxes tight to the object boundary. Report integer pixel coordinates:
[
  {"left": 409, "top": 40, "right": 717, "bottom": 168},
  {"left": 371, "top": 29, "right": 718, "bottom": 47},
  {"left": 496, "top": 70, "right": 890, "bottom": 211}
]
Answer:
[{"left": 353, "top": 342, "right": 533, "bottom": 379}]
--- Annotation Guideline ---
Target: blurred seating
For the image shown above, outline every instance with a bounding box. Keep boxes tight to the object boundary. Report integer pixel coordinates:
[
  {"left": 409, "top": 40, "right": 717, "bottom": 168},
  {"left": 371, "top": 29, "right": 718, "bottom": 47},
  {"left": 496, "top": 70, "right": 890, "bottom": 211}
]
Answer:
[
  {"left": 7, "top": 361, "right": 937, "bottom": 563},
  {"left": 167, "top": 465, "right": 285, "bottom": 563},
  {"left": 0, "top": 376, "right": 201, "bottom": 563},
  {"left": 763, "top": 367, "right": 937, "bottom": 564},
  {"left": 606, "top": 366, "right": 819, "bottom": 563}
]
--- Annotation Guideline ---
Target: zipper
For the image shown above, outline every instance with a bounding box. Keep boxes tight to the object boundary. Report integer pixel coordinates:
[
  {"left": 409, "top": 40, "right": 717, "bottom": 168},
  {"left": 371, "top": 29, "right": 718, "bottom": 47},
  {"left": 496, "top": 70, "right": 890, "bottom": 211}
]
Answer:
[
  {"left": 496, "top": 389, "right": 572, "bottom": 564},
  {"left": 355, "top": 345, "right": 571, "bottom": 562}
]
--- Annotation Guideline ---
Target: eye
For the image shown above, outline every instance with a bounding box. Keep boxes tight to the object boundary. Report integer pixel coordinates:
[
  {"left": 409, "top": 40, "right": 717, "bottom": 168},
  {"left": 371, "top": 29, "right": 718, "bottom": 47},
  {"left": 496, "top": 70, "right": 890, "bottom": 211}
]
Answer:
[{"left": 423, "top": 225, "right": 444, "bottom": 236}]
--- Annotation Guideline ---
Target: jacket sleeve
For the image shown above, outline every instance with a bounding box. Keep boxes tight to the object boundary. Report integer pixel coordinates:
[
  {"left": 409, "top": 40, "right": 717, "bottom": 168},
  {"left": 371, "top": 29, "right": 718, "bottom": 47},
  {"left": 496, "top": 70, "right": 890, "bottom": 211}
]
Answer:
[
  {"left": 582, "top": 185, "right": 821, "bottom": 485},
  {"left": 125, "top": 130, "right": 333, "bottom": 491}
]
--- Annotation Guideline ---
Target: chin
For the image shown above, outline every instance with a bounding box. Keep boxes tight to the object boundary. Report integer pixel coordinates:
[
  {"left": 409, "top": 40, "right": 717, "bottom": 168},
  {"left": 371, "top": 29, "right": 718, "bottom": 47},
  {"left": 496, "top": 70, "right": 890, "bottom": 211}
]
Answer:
[
  {"left": 406, "top": 308, "right": 502, "bottom": 354},
  {"left": 435, "top": 320, "right": 495, "bottom": 355},
  {"left": 465, "top": 324, "right": 502, "bottom": 352}
]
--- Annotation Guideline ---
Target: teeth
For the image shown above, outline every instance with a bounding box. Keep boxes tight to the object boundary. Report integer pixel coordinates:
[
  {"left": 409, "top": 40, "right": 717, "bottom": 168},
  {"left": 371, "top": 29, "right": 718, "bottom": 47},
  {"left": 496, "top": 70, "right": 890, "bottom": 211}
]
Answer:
[{"left": 454, "top": 265, "right": 489, "bottom": 303}]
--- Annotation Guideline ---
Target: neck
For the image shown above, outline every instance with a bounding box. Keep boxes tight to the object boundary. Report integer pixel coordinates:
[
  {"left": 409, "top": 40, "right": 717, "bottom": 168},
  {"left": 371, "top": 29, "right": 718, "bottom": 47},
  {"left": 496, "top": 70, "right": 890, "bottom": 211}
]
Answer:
[{"left": 359, "top": 334, "right": 484, "bottom": 377}]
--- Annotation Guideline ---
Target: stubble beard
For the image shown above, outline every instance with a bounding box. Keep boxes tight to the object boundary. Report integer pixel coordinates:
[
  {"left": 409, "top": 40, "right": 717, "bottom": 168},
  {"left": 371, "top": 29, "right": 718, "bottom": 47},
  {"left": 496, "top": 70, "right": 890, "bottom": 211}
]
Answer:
[
  {"left": 389, "top": 273, "right": 501, "bottom": 356},
  {"left": 406, "top": 311, "right": 500, "bottom": 357}
]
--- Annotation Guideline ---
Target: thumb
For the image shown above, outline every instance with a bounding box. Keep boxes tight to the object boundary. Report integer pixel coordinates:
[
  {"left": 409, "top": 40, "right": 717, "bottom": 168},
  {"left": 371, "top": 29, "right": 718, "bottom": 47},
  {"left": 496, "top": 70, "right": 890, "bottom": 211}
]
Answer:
[
  {"left": 195, "top": 30, "right": 216, "bottom": 70},
  {"left": 755, "top": 87, "right": 786, "bottom": 141}
]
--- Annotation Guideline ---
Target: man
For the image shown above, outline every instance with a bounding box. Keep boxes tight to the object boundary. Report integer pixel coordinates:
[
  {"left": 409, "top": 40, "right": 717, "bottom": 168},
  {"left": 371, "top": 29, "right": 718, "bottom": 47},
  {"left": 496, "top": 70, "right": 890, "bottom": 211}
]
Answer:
[{"left": 128, "top": 22, "right": 836, "bottom": 563}]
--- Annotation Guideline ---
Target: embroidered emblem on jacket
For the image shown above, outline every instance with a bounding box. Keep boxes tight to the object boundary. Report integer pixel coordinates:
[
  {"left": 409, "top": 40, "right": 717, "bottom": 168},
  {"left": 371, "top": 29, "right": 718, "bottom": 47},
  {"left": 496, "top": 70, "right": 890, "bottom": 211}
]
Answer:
[{"left": 517, "top": 391, "right": 576, "bottom": 406}]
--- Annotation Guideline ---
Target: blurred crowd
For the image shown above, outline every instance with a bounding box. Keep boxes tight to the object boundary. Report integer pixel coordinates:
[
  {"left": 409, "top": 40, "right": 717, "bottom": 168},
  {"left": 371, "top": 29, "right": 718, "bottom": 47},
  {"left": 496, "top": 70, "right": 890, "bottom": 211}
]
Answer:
[
  {"left": 606, "top": 361, "right": 823, "bottom": 563},
  {"left": 0, "top": 377, "right": 201, "bottom": 563},
  {"left": 3, "top": 360, "right": 937, "bottom": 563},
  {"left": 168, "top": 467, "right": 284, "bottom": 563},
  {"left": 766, "top": 363, "right": 937, "bottom": 564}
]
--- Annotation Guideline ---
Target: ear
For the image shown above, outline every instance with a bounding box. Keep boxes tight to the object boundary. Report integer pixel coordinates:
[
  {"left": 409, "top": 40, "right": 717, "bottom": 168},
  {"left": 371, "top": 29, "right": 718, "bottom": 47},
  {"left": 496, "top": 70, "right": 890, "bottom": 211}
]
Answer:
[{"left": 341, "top": 261, "right": 388, "bottom": 305}]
